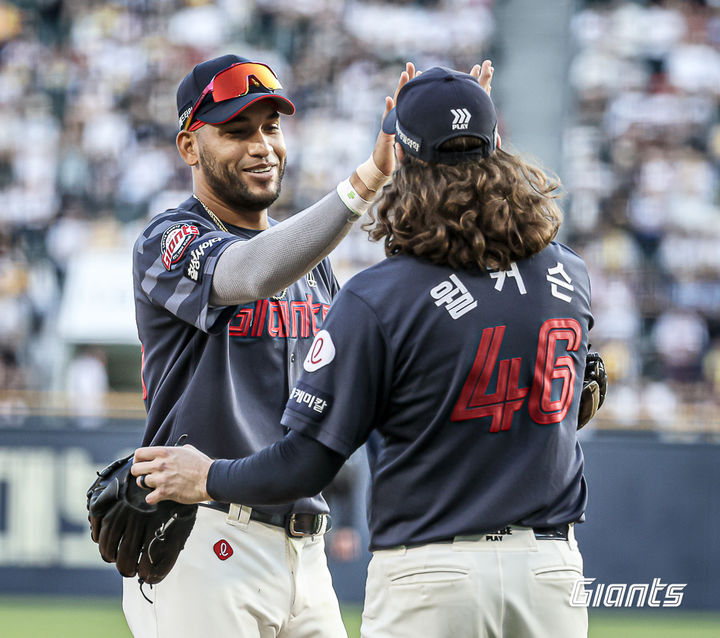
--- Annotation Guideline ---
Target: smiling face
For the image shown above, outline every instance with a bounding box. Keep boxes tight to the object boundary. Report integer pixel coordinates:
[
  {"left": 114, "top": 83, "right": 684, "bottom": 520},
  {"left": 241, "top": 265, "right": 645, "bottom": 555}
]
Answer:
[{"left": 193, "top": 101, "right": 287, "bottom": 215}]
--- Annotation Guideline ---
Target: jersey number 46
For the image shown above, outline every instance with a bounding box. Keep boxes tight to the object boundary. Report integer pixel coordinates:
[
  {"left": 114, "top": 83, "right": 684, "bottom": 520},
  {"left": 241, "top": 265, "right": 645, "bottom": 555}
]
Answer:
[{"left": 451, "top": 318, "right": 582, "bottom": 432}]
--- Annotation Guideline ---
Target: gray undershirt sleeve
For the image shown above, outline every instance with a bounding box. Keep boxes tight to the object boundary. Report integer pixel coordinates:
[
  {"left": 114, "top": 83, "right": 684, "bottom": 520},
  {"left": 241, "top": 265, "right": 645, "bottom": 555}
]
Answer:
[{"left": 210, "top": 190, "right": 359, "bottom": 306}]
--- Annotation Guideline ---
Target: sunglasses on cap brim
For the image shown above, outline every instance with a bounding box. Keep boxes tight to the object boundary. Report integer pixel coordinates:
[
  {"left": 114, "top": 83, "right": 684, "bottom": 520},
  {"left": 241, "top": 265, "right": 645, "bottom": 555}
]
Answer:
[{"left": 183, "top": 62, "right": 283, "bottom": 131}]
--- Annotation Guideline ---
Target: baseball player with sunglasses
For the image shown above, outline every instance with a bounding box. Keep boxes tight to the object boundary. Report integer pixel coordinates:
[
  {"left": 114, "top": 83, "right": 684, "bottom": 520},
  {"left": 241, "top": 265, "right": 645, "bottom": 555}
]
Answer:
[
  {"left": 132, "top": 62, "right": 605, "bottom": 638},
  {"left": 122, "top": 54, "right": 426, "bottom": 637}
]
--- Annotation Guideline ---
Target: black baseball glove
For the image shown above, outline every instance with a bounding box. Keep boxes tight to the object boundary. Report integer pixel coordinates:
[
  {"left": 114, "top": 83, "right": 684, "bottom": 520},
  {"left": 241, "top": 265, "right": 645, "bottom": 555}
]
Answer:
[
  {"left": 578, "top": 351, "right": 607, "bottom": 429},
  {"left": 87, "top": 451, "right": 197, "bottom": 585}
]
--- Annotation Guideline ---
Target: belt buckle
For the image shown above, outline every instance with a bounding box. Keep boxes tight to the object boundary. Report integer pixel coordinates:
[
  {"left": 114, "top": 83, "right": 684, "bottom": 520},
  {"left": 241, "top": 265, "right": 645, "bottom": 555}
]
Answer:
[
  {"left": 286, "top": 514, "right": 325, "bottom": 537},
  {"left": 533, "top": 525, "right": 569, "bottom": 541}
]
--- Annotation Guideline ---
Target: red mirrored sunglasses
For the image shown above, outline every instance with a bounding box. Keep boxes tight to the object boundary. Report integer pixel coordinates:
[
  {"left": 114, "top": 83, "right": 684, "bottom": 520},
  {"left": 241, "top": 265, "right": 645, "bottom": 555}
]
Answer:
[{"left": 183, "top": 62, "right": 283, "bottom": 131}]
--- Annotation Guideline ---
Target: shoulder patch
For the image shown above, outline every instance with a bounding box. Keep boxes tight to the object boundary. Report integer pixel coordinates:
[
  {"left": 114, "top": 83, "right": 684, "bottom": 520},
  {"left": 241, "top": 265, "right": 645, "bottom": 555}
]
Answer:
[
  {"left": 161, "top": 223, "right": 199, "bottom": 270},
  {"left": 185, "top": 236, "right": 223, "bottom": 282},
  {"left": 304, "top": 329, "right": 335, "bottom": 372},
  {"left": 287, "top": 381, "right": 333, "bottom": 421}
]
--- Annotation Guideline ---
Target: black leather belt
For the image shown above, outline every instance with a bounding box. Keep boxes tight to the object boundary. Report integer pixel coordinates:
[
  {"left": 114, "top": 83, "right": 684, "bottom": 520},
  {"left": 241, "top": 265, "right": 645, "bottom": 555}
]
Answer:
[
  {"left": 479, "top": 524, "right": 570, "bottom": 541},
  {"left": 200, "top": 502, "right": 331, "bottom": 537},
  {"left": 387, "top": 524, "right": 573, "bottom": 550},
  {"left": 531, "top": 525, "right": 569, "bottom": 540}
]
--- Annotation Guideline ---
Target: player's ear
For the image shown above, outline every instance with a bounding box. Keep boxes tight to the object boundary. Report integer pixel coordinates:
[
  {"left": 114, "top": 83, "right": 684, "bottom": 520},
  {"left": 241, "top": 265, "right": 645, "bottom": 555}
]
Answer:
[
  {"left": 176, "top": 130, "right": 199, "bottom": 167},
  {"left": 395, "top": 142, "right": 405, "bottom": 162}
]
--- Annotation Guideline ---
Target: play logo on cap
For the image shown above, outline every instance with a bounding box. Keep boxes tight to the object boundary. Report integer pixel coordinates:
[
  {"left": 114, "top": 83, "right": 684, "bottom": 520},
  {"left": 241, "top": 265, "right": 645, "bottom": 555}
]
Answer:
[
  {"left": 451, "top": 108, "right": 472, "bottom": 130},
  {"left": 382, "top": 66, "right": 497, "bottom": 164}
]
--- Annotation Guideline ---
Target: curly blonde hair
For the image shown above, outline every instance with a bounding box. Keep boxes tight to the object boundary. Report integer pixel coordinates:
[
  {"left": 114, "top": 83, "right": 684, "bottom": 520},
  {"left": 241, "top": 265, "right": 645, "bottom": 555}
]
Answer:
[{"left": 367, "top": 139, "right": 563, "bottom": 271}]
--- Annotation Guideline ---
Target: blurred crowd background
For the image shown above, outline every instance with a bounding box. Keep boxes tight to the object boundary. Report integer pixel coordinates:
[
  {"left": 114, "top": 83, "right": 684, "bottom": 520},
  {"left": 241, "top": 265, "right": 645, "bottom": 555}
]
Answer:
[
  {"left": 0, "top": 0, "right": 718, "bottom": 437},
  {"left": 565, "top": 0, "right": 720, "bottom": 434}
]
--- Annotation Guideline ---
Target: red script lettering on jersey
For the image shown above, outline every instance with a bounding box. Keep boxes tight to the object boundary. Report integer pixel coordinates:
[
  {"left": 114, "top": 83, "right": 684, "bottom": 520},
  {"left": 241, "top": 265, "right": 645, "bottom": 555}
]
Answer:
[{"left": 229, "top": 294, "right": 330, "bottom": 340}]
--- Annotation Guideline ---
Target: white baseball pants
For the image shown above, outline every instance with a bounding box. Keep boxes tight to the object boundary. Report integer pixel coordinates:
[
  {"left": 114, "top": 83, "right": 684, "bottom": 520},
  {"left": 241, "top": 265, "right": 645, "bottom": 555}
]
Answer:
[
  {"left": 123, "top": 505, "right": 347, "bottom": 638},
  {"left": 361, "top": 525, "right": 588, "bottom": 638}
]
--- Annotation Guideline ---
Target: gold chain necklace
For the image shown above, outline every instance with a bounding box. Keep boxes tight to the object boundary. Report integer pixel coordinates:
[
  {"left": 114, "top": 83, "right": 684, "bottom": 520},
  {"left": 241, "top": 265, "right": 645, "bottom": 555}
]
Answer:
[
  {"left": 193, "top": 194, "right": 229, "bottom": 233},
  {"left": 193, "top": 193, "right": 286, "bottom": 300}
]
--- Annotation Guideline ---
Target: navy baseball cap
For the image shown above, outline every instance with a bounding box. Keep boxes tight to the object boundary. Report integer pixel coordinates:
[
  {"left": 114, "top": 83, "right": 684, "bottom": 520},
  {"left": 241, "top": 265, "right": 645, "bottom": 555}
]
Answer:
[
  {"left": 177, "top": 54, "right": 295, "bottom": 131},
  {"left": 382, "top": 66, "right": 498, "bottom": 164}
]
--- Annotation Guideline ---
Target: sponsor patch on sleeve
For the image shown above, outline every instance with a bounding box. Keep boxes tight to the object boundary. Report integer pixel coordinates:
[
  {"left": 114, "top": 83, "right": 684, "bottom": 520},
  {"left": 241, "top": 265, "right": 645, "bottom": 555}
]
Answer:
[
  {"left": 287, "top": 381, "right": 333, "bottom": 421},
  {"left": 161, "top": 223, "right": 199, "bottom": 271},
  {"left": 184, "top": 236, "right": 223, "bottom": 282},
  {"left": 303, "top": 329, "right": 335, "bottom": 372}
]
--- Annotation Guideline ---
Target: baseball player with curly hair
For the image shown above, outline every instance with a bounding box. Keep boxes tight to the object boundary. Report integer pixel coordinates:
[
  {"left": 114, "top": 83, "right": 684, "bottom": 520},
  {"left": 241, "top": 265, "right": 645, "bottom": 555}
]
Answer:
[
  {"left": 133, "top": 63, "right": 603, "bottom": 638},
  {"left": 120, "top": 54, "right": 423, "bottom": 637}
]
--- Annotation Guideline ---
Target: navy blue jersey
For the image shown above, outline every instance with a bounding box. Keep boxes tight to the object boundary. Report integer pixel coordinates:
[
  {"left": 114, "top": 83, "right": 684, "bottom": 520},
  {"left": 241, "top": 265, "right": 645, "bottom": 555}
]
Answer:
[
  {"left": 134, "top": 196, "right": 339, "bottom": 516},
  {"left": 280, "top": 243, "right": 592, "bottom": 548}
]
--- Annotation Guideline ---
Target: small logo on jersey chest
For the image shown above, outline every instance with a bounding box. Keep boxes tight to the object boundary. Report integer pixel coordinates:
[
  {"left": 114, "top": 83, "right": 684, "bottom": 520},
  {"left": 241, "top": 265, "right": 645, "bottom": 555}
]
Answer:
[
  {"left": 161, "top": 223, "right": 199, "bottom": 270},
  {"left": 213, "top": 539, "right": 234, "bottom": 560}
]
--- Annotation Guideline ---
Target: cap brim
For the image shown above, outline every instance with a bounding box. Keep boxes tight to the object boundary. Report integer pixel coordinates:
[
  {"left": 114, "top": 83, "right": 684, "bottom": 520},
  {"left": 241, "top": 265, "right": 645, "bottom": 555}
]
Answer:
[
  {"left": 196, "top": 93, "right": 295, "bottom": 125},
  {"left": 382, "top": 108, "right": 397, "bottom": 135}
]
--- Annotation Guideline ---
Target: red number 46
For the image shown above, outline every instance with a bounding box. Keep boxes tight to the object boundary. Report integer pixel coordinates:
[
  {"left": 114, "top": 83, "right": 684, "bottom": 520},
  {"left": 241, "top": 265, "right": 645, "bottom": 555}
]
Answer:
[{"left": 450, "top": 318, "right": 582, "bottom": 432}]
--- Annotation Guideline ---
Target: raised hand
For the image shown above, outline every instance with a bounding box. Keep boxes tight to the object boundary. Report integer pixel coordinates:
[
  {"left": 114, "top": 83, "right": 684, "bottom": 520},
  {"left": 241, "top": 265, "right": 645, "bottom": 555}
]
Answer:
[
  {"left": 471, "top": 60, "right": 500, "bottom": 147},
  {"left": 471, "top": 59, "right": 494, "bottom": 95},
  {"left": 371, "top": 62, "right": 418, "bottom": 178}
]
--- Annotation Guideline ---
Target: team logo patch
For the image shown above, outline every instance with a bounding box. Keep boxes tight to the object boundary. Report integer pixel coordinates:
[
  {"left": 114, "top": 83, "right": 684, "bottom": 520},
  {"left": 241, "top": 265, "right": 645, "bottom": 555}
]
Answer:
[
  {"left": 161, "top": 223, "right": 199, "bottom": 270},
  {"left": 287, "top": 381, "right": 333, "bottom": 421},
  {"left": 213, "top": 539, "right": 233, "bottom": 561},
  {"left": 303, "top": 329, "right": 335, "bottom": 372}
]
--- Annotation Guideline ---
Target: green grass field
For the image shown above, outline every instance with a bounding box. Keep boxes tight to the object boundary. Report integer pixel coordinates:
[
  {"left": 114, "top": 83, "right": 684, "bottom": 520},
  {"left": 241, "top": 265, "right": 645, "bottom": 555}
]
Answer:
[{"left": 0, "top": 597, "right": 719, "bottom": 637}]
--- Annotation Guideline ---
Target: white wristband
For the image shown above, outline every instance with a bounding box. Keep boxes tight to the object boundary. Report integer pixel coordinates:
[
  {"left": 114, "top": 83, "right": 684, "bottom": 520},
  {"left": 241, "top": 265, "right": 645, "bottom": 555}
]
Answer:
[{"left": 336, "top": 179, "right": 372, "bottom": 217}]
